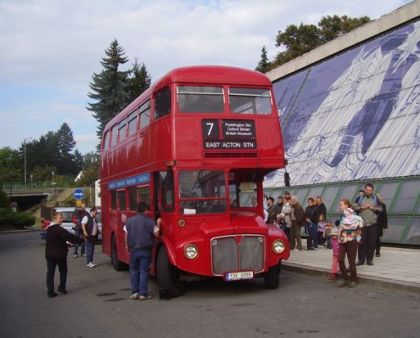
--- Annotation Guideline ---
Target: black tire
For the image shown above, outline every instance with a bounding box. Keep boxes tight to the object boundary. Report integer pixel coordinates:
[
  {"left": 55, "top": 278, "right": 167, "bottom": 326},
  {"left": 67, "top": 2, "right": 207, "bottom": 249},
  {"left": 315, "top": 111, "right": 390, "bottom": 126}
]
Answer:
[
  {"left": 157, "top": 246, "right": 182, "bottom": 297},
  {"left": 264, "top": 263, "right": 281, "bottom": 289},
  {"left": 111, "top": 235, "right": 125, "bottom": 271}
]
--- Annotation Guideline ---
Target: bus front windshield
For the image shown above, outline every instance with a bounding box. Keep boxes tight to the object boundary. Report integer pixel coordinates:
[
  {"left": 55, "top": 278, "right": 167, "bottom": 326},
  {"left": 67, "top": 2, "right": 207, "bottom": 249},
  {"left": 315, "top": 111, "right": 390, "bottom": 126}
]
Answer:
[{"left": 179, "top": 170, "right": 227, "bottom": 214}]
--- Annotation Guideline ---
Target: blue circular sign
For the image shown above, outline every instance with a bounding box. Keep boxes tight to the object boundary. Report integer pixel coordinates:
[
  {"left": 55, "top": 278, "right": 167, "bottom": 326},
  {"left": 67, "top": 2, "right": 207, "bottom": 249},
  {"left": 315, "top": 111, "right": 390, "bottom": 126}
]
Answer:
[{"left": 73, "top": 188, "right": 84, "bottom": 200}]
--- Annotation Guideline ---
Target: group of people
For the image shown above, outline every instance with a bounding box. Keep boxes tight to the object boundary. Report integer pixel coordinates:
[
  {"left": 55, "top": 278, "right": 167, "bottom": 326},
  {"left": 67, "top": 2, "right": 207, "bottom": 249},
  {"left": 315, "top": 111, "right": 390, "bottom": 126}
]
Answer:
[
  {"left": 44, "top": 204, "right": 101, "bottom": 298},
  {"left": 265, "top": 192, "right": 327, "bottom": 251},
  {"left": 265, "top": 182, "right": 388, "bottom": 288},
  {"left": 44, "top": 201, "right": 159, "bottom": 300}
]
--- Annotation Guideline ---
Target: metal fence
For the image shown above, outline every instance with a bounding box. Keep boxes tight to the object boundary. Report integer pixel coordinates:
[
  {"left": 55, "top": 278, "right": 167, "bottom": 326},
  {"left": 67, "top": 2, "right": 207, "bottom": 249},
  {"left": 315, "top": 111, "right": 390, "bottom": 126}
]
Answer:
[{"left": 265, "top": 175, "right": 420, "bottom": 245}]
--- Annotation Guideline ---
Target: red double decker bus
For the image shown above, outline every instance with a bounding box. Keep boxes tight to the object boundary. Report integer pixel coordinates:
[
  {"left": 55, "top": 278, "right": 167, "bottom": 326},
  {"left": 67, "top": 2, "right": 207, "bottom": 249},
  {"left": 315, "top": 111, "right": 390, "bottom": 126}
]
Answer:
[{"left": 100, "top": 65, "right": 289, "bottom": 296}]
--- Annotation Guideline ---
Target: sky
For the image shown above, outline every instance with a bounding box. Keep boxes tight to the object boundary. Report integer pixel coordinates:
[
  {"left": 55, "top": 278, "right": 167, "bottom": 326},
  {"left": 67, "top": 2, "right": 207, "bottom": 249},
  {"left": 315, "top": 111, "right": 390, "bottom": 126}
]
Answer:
[{"left": 0, "top": 0, "right": 410, "bottom": 154}]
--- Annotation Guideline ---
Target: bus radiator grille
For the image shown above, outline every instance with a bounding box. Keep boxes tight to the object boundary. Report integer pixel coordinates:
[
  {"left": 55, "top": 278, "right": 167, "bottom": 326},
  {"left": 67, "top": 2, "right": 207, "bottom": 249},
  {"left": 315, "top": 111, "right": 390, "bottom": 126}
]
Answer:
[{"left": 211, "top": 236, "right": 264, "bottom": 275}]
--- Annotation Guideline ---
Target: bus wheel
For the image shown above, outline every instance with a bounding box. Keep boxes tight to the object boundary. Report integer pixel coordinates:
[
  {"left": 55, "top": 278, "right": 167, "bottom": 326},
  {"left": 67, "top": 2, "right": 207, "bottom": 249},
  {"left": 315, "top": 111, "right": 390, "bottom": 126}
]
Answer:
[
  {"left": 264, "top": 263, "right": 281, "bottom": 289},
  {"left": 111, "top": 235, "right": 125, "bottom": 271},
  {"left": 157, "top": 246, "right": 182, "bottom": 297}
]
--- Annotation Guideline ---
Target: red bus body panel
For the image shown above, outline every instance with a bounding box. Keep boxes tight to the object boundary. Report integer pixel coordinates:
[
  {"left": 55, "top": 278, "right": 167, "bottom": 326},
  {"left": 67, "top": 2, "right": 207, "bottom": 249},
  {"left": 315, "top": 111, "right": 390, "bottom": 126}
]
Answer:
[{"left": 101, "top": 66, "right": 289, "bottom": 279}]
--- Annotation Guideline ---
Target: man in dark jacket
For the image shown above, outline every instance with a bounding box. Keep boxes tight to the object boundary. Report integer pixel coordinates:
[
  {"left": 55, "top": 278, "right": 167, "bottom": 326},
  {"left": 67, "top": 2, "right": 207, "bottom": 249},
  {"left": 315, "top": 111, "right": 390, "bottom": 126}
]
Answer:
[
  {"left": 315, "top": 196, "right": 327, "bottom": 246},
  {"left": 124, "top": 202, "right": 161, "bottom": 300},
  {"left": 45, "top": 211, "right": 84, "bottom": 298},
  {"left": 375, "top": 194, "right": 388, "bottom": 258},
  {"left": 304, "top": 197, "right": 318, "bottom": 250}
]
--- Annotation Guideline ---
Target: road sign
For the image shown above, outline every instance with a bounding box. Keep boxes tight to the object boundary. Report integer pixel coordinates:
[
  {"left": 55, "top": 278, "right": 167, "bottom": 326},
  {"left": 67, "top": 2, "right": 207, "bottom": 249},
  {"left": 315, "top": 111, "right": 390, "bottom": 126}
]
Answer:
[{"left": 73, "top": 188, "right": 84, "bottom": 200}]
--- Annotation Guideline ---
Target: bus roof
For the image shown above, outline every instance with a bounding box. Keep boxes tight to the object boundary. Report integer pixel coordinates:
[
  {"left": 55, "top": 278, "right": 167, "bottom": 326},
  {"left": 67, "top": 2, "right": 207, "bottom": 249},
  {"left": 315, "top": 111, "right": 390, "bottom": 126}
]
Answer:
[{"left": 104, "top": 66, "right": 272, "bottom": 132}]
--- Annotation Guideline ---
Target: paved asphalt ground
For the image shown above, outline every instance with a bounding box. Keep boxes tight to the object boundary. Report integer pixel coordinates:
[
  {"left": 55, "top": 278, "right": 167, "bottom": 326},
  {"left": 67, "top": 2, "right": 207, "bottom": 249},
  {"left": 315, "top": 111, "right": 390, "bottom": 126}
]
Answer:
[{"left": 1, "top": 232, "right": 419, "bottom": 338}]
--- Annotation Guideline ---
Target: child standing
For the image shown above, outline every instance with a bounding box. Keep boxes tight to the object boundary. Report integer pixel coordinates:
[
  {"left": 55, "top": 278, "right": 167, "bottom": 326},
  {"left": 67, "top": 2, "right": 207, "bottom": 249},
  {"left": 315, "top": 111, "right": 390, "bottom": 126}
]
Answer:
[
  {"left": 322, "top": 222, "right": 333, "bottom": 248},
  {"left": 328, "top": 227, "right": 340, "bottom": 281}
]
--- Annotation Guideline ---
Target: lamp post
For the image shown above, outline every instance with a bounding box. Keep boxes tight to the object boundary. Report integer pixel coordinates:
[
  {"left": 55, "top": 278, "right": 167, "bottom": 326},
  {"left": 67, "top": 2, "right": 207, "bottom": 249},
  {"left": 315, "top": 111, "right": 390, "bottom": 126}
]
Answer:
[{"left": 23, "top": 137, "right": 33, "bottom": 188}]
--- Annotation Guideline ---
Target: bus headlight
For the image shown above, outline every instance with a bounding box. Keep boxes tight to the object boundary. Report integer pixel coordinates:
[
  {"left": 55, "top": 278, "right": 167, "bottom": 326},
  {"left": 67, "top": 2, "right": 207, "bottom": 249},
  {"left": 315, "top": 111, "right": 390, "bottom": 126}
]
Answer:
[
  {"left": 184, "top": 244, "right": 199, "bottom": 259},
  {"left": 272, "top": 240, "right": 285, "bottom": 254}
]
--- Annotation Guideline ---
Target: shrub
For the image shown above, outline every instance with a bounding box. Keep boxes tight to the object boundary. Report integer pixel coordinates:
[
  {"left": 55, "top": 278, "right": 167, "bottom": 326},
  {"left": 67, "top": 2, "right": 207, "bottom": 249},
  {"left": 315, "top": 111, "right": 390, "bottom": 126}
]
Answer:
[{"left": 0, "top": 208, "right": 35, "bottom": 229}]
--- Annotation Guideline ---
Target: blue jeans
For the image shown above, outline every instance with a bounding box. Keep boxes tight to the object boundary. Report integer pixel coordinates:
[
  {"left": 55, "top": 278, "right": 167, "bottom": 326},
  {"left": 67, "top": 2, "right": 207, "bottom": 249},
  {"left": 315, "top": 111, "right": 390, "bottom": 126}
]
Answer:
[
  {"left": 85, "top": 239, "right": 95, "bottom": 264},
  {"left": 130, "top": 248, "right": 152, "bottom": 296},
  {"left": 307, "top": 222, "right": 318, "bottom": 249}
]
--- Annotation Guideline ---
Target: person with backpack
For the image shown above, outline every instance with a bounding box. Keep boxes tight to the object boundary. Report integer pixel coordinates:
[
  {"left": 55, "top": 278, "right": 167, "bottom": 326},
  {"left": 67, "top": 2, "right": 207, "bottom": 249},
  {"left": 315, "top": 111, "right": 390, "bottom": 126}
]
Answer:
[
  {"left": 81, "top": 207, "right": 99, "bottom": 268},
  {"left": 73, "top": 203, "right": 89, "bottom": 258},
  {"left": 353, "top": 183, "right": 382, "bottom": 266},
  {"left": 289, "top": 195, "right": 305, "bottom": 250}
]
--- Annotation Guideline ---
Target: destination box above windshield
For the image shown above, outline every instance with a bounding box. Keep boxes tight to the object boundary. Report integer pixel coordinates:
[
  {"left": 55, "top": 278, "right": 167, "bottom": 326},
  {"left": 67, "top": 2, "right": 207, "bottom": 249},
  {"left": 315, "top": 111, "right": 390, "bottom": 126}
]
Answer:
[
  {"left": 202, "top": 119, "right": 257, "bottom": 150},
  {"left": 222, "top": 120, "right": 256, "bottom": 140}
]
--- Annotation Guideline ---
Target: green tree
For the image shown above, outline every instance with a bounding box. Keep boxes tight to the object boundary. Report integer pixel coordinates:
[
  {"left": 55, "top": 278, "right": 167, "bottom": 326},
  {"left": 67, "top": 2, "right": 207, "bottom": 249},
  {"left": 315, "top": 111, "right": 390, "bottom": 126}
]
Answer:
[
  {"left": 126, "top": 59, "right": 152, "bottom": 103},
  {"left": 76, "top": 151, "right": 100, "bottom": 186},
  {"left": 73, "top": 149, "right": 84, "bottom": 175},
  {"left": 318, "top": 15, "right": 370, "bottom": 43},
  {"left": 0, "top": 147, "right": 21, "bottom": 182},
  {"left": 255, "top": 46, "right": 272, "bottom": 73},
  {"left": 87, "top": 39, "right": 130, "bottom": 140},
  {"left": 32, "top": 165, "right": 57, "bottom": 182},
  {"left": 56, "top": 122, "right": 76, "bottom": 175},
  {"left": 273, "top": 15, "right": 370, "bottom": 67},
  {"left": 21, "top": 132, "right": 58, "bottom": 176}
]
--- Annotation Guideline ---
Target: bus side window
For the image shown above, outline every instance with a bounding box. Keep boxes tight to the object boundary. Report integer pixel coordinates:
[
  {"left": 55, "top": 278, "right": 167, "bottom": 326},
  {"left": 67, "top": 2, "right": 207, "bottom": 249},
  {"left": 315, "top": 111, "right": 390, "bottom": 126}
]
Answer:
[
  {"left": 155, "top": 87, "right": 171, "bottom": 119},
  {"left": 111, "top": 190, "right": 117, "bottom": 209},
  {"left": 128, "top": 187, "right": 137, "bottom": 210},
  {"left": 137, "top": 186, "right": 150, "bottom": 207},
  {"left": 117, "top": 190, "right": 126, "bottom": 210}
]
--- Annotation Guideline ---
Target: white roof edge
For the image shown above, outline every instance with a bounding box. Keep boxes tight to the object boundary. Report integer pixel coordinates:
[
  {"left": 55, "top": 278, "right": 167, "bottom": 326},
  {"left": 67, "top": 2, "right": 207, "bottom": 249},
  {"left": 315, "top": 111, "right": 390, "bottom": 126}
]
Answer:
[{"left": 266, "top": 0, "right": 420, "bottom": 82}]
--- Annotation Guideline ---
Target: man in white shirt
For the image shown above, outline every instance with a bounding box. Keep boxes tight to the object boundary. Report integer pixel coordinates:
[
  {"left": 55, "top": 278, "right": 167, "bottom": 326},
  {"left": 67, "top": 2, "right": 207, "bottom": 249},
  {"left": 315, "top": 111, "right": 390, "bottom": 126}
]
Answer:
[{"left": 81, "top": 207, "right": 98, "bottom": 268}]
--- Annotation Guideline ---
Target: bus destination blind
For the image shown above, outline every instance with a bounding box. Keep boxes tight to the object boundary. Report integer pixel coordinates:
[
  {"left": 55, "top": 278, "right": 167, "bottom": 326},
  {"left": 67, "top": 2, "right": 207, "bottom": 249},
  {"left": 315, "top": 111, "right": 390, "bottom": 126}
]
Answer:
[{"left": 202, "top": 119, "right": 256, "bottom": 150}]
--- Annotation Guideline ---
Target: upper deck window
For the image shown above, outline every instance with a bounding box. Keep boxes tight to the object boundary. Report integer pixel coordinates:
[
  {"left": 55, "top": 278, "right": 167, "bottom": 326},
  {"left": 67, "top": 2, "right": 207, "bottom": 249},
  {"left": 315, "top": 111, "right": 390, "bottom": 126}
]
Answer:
[
  {"left": 139, "top": 100, "right": 151, "bottom": 129},
  {"left": 103, "top": 131, "right": 109, "bottom": 150},
  {"left": 155, "top": 87, "right": 171, "bottom": 119},
  {"left": 127, "top": 111, "right": 137, "bottom": 136},
  {"left": 118, "top": 119, "right": 127, "bottom": 142},
  {"left": 177, "top": 86, "right": 224, "bottom": 113},
  {"left": 229, "top": 88, "right": 272, "bottom": 115},
  {"left": 111, "top": 125, "right": 118, "bottom": 147}
]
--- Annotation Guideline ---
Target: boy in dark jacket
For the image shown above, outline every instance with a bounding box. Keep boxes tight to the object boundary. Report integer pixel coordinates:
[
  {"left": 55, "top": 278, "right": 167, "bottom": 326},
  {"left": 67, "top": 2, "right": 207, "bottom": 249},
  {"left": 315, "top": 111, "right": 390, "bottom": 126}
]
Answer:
[{"left": 45, "top": 211, "right": 84, "bottom": 298}]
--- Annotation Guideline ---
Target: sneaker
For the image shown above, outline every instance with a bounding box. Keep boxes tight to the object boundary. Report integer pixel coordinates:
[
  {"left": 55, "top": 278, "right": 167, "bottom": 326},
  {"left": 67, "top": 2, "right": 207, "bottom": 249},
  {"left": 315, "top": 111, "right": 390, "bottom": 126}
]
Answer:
[
  {"left": 48, "top": 292, "right": 58, "bottom": 298},
  {"left": 337, "top": 280, "right": 350, "bottom": 288},
  {"left": 81, "top": 253, "right": 85, "bottom": 257},
  {"left": 73, "top": 254, "right": 78, "bottom": 258},
  {"left": 58, "top": 288, "right": 67, "bottom": 294},
  {"left": 139, "top": 295, "right": 152, "bottom": 300},
  {"left": 367, "top": 261, "right": 374, "bottom": 266},
  {"left": 129, "top": 293, "right": 139, "bottom": 300},
  {"left": 348, "top": 281, "right": 358, "bottom": 288},
  {"left": 86, "top": 262, "right": 97, "bottom": 268}
]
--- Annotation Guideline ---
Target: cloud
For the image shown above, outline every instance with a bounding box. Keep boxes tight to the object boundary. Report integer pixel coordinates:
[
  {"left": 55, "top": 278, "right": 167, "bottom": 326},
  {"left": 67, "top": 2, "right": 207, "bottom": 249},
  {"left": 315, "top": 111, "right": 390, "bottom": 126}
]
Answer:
[{"left": 0, "top": 0, "right": 407, "bottom": 153}]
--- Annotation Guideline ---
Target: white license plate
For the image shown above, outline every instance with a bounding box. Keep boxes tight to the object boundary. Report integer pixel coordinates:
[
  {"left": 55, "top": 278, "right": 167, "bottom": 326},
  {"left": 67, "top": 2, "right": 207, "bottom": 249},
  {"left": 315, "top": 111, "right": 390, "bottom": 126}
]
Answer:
[{"left": 225, "top": 271, "right": 254, "bottom": 281}]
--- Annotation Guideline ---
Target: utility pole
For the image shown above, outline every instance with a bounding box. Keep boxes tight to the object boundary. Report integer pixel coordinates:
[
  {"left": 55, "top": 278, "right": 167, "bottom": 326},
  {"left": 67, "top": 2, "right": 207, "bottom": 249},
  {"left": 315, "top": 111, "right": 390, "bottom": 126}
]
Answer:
[{"left": 23, "top": 137, "right": 33, "bottom": 188}]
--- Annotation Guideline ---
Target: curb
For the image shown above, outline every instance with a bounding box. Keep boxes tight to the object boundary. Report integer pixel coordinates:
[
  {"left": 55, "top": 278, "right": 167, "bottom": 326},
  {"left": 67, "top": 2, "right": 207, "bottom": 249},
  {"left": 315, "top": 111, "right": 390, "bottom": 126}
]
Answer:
[
  {"left": 0, "top": 228, "right": 41, "bottom": 234},
  {"left": 283, "top": 263, "right": 420, "bottom": 294}
]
